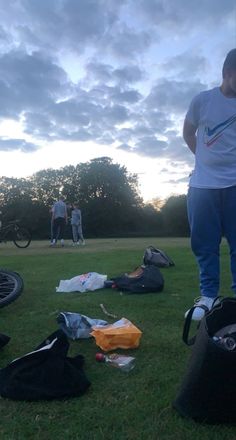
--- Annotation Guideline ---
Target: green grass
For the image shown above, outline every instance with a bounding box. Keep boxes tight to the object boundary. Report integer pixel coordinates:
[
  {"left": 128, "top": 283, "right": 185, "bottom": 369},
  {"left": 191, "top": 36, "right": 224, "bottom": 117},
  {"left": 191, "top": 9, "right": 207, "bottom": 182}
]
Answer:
[{"left": 0, "top": 238, "right": 235, "bottom": 440}]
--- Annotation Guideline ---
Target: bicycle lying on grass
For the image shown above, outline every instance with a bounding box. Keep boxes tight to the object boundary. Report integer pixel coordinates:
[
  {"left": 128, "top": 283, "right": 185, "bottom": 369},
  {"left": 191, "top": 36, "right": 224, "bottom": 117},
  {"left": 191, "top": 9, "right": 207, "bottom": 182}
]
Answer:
[
  {"left": 0, "top": 269, "right": 24, "bottom": 308},
  {"left": 0, "top": 219, "right": 31, "bottom": 248}
]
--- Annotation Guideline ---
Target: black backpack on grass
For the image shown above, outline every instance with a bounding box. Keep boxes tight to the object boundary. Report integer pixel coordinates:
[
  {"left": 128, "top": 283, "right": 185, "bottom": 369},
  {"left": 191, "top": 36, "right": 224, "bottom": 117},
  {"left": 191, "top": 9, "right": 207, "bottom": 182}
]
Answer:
[
  {"left": 111, "top": 264, "right": 164, "bottom": 294},
  {"left": 143, "top": 246, "right": 175, "bottom": 268}
]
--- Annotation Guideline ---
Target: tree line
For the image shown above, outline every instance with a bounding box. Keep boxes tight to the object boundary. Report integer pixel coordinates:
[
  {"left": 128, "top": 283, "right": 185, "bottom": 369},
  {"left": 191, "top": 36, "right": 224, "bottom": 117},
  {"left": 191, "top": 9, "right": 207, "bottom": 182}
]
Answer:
[{"left": 0, "top": 157, "right": 190, "bottom": 239}]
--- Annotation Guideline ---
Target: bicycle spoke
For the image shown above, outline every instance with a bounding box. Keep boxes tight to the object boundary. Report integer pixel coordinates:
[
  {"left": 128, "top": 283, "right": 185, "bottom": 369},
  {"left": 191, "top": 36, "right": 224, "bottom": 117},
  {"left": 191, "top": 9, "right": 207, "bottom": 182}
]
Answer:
[{"left": 0, "top": 270, "right": 23, "bottom": 307}]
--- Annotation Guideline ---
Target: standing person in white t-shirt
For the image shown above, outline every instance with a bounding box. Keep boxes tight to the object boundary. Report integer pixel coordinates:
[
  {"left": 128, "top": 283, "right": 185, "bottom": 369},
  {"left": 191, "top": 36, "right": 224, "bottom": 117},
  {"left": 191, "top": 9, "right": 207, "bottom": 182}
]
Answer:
[
  {"left": 51, "top": 196, "right": 68, "bottom": 247},
  {"left": 184, "top": 48, "right": 236, "bottom": 320}
]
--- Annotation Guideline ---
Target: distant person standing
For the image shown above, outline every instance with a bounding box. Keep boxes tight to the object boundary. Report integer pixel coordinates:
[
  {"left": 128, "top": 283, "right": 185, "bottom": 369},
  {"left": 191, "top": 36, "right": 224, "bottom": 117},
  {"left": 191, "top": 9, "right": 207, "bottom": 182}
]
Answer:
[
  {"left": 49, "top": 205, "right": 54, "bottom": 245},
  {"left": 51, "top": 196, "right": 68, "bottom": 247},
  {"left": 71, "top": 202, "right": 85, "bottom": 246}
]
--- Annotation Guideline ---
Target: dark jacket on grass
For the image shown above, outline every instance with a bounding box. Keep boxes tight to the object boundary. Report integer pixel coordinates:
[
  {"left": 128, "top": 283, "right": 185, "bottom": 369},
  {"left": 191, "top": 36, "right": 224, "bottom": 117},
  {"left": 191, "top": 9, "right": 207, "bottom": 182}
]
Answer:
[{"left": 0, "top": 330, "right": 91, "bottom": 401}]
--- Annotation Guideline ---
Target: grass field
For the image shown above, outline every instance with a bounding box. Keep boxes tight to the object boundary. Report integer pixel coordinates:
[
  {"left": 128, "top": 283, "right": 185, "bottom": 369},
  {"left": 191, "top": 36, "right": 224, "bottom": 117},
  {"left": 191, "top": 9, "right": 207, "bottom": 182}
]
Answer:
[{"left": 0, "top": 237, "right": 235, "bottom": 440}]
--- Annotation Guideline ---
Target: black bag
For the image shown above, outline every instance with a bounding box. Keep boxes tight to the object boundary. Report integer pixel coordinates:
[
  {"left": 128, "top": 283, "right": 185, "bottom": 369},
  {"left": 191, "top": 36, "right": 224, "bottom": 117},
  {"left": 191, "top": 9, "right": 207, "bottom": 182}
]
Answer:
[
  {"left": 0, "top": 333, "right": 10, "bottom": 349},
  {"left": 173, "top": 297, "right": 236, "bottom": 424},
  {"left": 143, "top": 246, "right": 175, "bottom": 268},
  {"left": 111, "top": 265, "right": 164, "bottom": 294},
  {"left": 0, "top": 330, "right": 91, "bottom": 401}
]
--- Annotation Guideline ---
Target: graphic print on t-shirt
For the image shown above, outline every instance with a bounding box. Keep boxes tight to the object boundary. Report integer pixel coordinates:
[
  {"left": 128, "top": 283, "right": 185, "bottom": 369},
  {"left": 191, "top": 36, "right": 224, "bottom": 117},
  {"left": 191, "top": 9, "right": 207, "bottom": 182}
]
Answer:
[{"left": 204, "top": 114, "right": 236, "bottom": 147}]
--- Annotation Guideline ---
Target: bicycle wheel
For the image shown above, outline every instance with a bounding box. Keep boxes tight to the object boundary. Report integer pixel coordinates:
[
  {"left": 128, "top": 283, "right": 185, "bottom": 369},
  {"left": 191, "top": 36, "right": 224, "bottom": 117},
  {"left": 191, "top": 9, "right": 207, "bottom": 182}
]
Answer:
[
  {"left": 13, "top": 227, "right": 31, "bottom": 248},
  {"left": 0, "top": 269, "right": 24, "bottom": 308}
]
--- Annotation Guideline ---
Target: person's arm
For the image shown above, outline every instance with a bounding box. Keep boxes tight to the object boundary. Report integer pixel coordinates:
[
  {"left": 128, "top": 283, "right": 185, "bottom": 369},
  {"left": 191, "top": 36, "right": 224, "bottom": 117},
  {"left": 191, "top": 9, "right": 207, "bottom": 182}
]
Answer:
[
  {"left": 51, "top": 206, "right": 55, "bottom": 221},
  {"left": 65, "top": 205, "right": 68, "bottom": 223},
  {"left": 183, "top": 118, "right": 197, "bottom": 154}
]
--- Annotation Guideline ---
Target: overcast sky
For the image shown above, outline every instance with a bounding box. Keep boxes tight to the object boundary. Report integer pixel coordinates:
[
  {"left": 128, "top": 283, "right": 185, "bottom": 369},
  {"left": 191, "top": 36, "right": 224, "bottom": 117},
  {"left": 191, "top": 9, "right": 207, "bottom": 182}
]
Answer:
[{"left": 0, "top": 0, "right": 235, "bottom": 200}]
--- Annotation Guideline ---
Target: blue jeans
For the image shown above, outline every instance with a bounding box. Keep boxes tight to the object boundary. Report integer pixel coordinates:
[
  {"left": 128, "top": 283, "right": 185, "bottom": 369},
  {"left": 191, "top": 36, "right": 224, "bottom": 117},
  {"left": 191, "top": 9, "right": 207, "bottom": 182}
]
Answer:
[
  {"left": 53, "top": 217, "right": 66, "bottom": 240},
  {"left": 187, "top": 186, "right": 236, "bottom": 298},
  {"left": 71, "top": 224, "right": 84, "bottom": 242}
]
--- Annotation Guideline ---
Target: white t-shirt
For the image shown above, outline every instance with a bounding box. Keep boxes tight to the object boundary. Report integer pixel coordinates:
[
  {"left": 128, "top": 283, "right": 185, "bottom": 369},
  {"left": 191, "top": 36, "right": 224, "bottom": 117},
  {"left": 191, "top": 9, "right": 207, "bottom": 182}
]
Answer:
[
  {"left": 53, "top": 200, "right": 67, "bottom": 219},
  {"left": 186, "top": 87, "right": 236, "bottom": 188}
]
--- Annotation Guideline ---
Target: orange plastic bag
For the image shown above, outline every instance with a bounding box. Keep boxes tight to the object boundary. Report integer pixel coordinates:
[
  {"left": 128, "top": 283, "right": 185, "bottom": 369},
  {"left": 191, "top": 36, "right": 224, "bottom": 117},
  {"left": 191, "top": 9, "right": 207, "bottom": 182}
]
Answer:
[{"left": 91, "top": 318, "right": 142, "bottom": 352}]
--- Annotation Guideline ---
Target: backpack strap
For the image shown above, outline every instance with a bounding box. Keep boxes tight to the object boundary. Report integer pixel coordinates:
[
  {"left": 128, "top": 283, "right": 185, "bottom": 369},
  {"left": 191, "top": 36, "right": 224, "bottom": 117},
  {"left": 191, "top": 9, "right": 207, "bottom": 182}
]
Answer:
[
  {"left": 182, "top": 305, "right": 208, "bottom": 346},
  {"left": 182, "top": 296, "right": 223, "bottom": 346},
  {"left": 157, "top": 248, "right": 175, "bottom": 267}
]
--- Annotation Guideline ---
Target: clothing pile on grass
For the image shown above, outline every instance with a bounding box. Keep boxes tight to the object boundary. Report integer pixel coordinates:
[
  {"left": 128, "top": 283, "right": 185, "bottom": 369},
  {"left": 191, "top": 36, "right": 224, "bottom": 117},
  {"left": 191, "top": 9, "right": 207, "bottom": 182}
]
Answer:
[
  {"left": 0, "top": 245, "right": 174, "bottom": 402},
  {"left": 0, "top": 313, "right": 142, "bottom": 401},
  {"left": 56, "top": 246, "right": 174, "bottom": 294}
]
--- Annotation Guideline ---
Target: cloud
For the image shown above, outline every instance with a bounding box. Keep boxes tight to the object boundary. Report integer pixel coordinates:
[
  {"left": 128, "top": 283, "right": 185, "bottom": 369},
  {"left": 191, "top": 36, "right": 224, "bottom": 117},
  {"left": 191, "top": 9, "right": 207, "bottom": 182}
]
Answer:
[
  {"left": 0, "top": 0, "right": 126, "bottom": 56},
  {"left": 0, "top": 138, "right": 38, "bottom": 152},
  {"left": 117, "top": 143, "right": 132, "bottom": 152},
  {"left": 0, "top": 50, "right": 71, "bottom": 119},
  {"left": 160, "top": 52, "right": 208, "bottom": 80},
  {"left": 132, "top": 136, "right": 167, "bottom": 157},
  {"left": 84, "top": 61, "right": 145, "bottom": 90},
  {"left": 145, "top": 79, "right": 206, "bottom": 114},
  {"left": 135, "top": 0, "right": 235, "bottom": 31},
  {"left": 0, "top": 0, "right": 234, "bottom": 167},
  {"left": 113, "top": 65, "right": 144, "bottom": 84},
  {"left": 105, "top": 25, "right": 152, "bottom": 59}
]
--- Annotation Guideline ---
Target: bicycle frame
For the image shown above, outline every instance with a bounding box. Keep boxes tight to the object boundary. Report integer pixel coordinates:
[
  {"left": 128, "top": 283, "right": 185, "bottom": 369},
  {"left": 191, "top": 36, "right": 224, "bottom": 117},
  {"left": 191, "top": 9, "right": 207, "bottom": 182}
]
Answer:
[
  {"left": 0, "top": 222, "right": 21, "bottom": 243},
  {"left": 0, "top": 220, "right": 31, "bottom": 248}
]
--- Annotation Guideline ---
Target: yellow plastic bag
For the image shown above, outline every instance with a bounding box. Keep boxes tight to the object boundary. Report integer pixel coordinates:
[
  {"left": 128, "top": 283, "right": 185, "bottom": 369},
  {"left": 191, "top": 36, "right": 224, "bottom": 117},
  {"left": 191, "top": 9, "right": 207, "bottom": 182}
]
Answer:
[{"left": 91, "top": 317, "right": 142, "bottom": 352}]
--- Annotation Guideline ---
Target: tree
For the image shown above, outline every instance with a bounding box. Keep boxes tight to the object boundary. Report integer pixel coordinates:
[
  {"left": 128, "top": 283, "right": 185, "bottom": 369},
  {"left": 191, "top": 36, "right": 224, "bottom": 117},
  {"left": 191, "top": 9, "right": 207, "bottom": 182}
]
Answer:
[
  {"left": 161, "top": 195, "right": 190, "bottom": 236},
  {"left": 30, "top": 167, "right": 75, "bottom": 205},
  {"left": 148, "top": 197, "right": 164, "bottom": 211},
  {"left": 0, "top": 157, "right": 145, "bottom": 237},
  {"left": 0, "top": 176, "right": 35, "bottom": 206},
  {"left": 74, "top": 157, "right": 143, "bottom": 236},
  {"left": 0, "top": 158, "right": 191, "bottom": 238}
]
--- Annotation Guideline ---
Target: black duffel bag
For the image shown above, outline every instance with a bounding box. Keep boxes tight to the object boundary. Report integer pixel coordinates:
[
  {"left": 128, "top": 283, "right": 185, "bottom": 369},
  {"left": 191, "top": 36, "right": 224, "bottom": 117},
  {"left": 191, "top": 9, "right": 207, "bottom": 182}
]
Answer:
[
  {"left": 173, "top": 297, "right": 236, "bottom": 424},
  {"left": 111, "top": 264, "right": 164, "bottom": 294}
]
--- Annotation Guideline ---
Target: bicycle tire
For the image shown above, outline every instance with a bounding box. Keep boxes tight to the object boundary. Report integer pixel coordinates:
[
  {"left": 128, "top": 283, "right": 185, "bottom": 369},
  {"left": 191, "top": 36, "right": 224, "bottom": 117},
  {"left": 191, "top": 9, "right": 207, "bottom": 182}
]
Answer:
[
  {"left": 13, "top": 227, "right": 31, "bottom": 248},
  {"left": 0, "top": 269, "right": 24, "bottom": 308}
]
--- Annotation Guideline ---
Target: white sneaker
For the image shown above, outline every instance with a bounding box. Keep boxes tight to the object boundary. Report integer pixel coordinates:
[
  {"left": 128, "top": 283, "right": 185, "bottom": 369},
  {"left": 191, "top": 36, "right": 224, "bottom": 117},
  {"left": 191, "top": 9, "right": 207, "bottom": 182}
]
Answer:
[
  {"left": 81, "top": 241, "right": 85, "bottom": 246},
  {"left": 184, "top": 296, "right": 217, "bottom": 321}
]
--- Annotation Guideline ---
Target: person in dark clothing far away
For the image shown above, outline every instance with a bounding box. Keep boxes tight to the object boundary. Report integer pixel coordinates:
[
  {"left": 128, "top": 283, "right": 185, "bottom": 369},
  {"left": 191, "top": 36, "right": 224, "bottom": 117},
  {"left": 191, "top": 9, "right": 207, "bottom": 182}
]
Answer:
[{"left": 51, "top": 196, "right": 68, "bottom": 247}]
